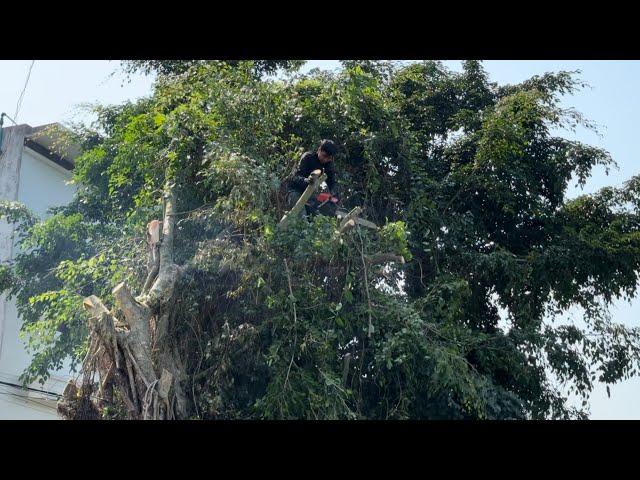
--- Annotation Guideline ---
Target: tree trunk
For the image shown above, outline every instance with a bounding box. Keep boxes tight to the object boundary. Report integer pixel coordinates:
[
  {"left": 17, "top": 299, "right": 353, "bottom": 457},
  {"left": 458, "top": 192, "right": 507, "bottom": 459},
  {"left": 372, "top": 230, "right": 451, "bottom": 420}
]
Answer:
[{"left": 58, "top": 181, "right": 188, "bottom": 420}]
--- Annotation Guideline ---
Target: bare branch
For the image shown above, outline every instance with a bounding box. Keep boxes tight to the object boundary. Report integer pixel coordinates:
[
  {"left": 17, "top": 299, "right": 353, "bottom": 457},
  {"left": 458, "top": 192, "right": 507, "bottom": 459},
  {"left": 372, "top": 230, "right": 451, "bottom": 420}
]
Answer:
[
  {"left": 342, "top": 353, "right": 352, "bottom": 387},
  {"left": 113, "top": 283, "right": 150, "bottom": 333},
  {"left": 159, "top": 184, "right": 177, "bottom": 267},
  {"left": 339, "top": 207, "right": 362, "bottom": 231},
  {"left": 279, "top": 172, "right": 327, "bottom": 228}
]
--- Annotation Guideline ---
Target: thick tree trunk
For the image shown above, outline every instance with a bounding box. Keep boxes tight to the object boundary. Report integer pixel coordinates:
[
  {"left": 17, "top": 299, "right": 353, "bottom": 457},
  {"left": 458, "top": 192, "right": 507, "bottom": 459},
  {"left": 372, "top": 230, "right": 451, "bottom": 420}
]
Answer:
[{"left": 58, "top": 181, "right": 187, "bottom": 420}]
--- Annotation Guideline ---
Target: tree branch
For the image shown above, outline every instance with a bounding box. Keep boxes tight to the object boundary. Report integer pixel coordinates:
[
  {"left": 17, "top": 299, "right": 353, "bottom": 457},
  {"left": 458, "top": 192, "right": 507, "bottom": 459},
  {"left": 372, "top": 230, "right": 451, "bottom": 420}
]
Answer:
[
  {"left": 144, "top": 181, "right": 182, "bottom": 311},
  {"left": 279, "top": 172, "right": 327, "bottom": 228},
  {"left": 159, "top": 184, "right": 176, "bottom": 267},
  {"left": 339, "top": 207, "right": 362, "bottom": 231},
  {"left": 113, "top": 283, "right": 150, "bottom": 334}
]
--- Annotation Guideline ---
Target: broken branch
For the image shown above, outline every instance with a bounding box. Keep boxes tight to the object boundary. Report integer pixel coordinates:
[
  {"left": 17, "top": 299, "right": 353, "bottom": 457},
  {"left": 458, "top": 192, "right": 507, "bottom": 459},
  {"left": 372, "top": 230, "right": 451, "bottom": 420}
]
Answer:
[{"left": 279, "top": 172, "right": 327, "bottom": 228}]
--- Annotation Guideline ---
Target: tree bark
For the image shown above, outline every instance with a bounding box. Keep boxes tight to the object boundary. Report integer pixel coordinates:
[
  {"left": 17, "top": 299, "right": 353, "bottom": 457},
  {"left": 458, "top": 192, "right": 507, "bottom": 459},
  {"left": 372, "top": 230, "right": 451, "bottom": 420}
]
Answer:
[
  {"left": 59, "top": 180, "right": 188, "bottom": 420},
  {"left": 279, "top": 171, "right": 326, "bottom": 229}
]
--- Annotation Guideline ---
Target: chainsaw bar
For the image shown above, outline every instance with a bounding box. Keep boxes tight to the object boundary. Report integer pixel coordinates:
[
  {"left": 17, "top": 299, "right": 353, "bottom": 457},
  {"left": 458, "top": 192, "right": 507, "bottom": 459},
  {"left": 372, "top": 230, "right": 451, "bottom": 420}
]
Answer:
[{"left": 335, "top": 209, "right": 378, "bottom": 230}]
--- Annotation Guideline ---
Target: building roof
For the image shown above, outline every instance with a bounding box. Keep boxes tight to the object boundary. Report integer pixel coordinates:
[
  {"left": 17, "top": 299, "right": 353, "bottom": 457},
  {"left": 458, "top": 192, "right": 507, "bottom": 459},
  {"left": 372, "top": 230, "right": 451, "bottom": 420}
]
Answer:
[
  {"left": 25, "top": 123, "right": 80, "bottom": 170},
  {"left": 2, "top": 122, "right": 80, "bottom": 171}
]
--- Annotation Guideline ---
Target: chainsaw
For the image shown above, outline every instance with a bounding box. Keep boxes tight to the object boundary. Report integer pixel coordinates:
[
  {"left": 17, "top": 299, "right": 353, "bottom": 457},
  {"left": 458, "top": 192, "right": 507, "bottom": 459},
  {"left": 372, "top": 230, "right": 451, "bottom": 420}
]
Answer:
[
  {"left": 306, "top": 192, "right": 378, "bottom": 230},
  {"left": 307, "top": 192, "right": 340, "bottom": 216}
]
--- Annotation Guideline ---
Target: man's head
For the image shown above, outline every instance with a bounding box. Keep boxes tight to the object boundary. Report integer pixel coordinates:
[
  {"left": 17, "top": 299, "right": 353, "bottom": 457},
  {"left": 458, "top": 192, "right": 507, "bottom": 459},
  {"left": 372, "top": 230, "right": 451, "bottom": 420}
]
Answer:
[{"left": 317, "top": 139, "right": 337, "bottom": 164}]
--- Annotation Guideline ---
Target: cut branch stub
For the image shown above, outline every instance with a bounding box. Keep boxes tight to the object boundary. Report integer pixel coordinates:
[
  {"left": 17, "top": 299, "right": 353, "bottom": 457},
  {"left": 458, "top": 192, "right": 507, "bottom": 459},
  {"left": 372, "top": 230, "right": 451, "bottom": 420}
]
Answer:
[
  {"left": 147, "top": 219, "right": 162, "bottom": 244},
  {"left": 145, "top": 263, "right": 181, "bottom": 311},
  {"left": 113, "top": 282, "right": 150, "bottom": 333},
  {"left": 353, "top": 217, "right": 379, "bottom": 230},
  {"left": 83, "top": 295, "right": 110, "bottom": 319},
  {"left": 279, "top": 172, "right": 327, "bottom": 229},
  {"left": 339, "top": 219, "right": 356, "bottom": 234},
  {"left": 82, "top": 295, "right": 119, "bottom": 363},
  {"left": 339, "top": 207, "right": 362, "bottom": 231}
]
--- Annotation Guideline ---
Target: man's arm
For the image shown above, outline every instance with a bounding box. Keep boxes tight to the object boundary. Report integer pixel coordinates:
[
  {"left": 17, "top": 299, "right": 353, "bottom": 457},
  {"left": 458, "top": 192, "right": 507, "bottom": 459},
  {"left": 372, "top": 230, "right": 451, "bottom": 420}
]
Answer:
[{"left": 289, "top": 153, "right": 313, "bottom": 191}]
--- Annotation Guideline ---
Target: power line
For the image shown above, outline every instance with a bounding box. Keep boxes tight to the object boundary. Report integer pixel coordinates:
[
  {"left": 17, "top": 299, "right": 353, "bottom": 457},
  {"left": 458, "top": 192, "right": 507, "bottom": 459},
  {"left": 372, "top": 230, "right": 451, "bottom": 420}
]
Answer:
[
  {"left": 0, "top": 389, "right": 58, "bottom": 414},
  {"left": 13, "top": 60, "right": 35, "bottom": 122},
  {"left": 0, "top": 383, "right": 60, "bottom": 413},
  {"left": 0, "top": 387, "right": 56, "bottom": 404},
  {"left": 0, "top": 379, "right": 61, "bottom": 399},
  {"left": 0, "top": 371, "right": 68, "bottom": 390}
]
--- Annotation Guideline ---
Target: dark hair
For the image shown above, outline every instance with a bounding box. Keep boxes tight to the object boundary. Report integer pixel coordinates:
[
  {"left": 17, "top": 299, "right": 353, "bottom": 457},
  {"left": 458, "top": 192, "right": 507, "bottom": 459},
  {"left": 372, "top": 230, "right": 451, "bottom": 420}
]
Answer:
[{"left": 318, "top": 139, "right": 338, "bottom": 157}]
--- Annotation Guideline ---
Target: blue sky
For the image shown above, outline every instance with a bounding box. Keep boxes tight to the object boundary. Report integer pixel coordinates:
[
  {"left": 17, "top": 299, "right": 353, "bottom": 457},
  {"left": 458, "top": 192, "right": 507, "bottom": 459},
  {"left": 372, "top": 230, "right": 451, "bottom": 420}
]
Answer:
[{"left": 1, "top": 60, "right": 638, "bottom": 418}]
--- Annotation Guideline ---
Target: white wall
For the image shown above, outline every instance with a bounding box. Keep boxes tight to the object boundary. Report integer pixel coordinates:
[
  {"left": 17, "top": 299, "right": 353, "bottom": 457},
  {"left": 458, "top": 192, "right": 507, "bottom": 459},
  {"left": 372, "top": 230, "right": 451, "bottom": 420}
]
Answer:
[
  {"left": 18, "top": 148, "right": 75, "bottom": 216},
  {"left": 0, "top": 134, "right": 76, "bottom": 419},
  {"left": 0, "top": 387, "right": 60, "bottom": 420}
]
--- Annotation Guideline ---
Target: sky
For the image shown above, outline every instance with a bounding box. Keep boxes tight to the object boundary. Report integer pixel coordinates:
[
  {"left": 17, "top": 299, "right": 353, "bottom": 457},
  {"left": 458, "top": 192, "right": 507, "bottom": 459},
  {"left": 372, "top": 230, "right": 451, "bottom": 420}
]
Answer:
[{"left": 1, "top": 59, "right": 638, "bottom": 419}]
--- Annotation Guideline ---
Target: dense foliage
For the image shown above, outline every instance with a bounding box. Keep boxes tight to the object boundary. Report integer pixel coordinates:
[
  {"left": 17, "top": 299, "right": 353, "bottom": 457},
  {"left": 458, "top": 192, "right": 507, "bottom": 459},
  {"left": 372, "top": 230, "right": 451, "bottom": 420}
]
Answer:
[{"left": 3, "top": 60, "right": 640, "bottom": 419}]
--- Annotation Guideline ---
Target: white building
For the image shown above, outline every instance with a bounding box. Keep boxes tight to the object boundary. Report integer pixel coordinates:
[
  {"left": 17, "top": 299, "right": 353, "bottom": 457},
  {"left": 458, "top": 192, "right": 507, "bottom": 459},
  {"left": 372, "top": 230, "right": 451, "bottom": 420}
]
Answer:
[{"left": 0, "top": 123, "right": 78, "bottom": 419}]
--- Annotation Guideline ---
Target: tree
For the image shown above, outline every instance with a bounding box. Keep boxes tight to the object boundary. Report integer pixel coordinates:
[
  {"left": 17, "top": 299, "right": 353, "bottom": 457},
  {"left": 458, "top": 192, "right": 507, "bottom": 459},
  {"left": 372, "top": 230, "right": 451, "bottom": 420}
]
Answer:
[
  {"left": 121, "top": 60, "right": 305, "bottom": 78},
  {"left": 2, "top": 60, "right": 640, "bottom": 419}
]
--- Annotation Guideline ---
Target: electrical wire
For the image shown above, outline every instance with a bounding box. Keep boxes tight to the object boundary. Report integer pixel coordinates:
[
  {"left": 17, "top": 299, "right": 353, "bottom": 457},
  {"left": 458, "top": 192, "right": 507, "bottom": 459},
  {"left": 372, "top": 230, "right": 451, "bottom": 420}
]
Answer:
[
  {"left": 0, "top": 60, "right": 35, "bottom": 154},
  {"left": 0, "top": 385, "right": 59, "bottom": 414},
  {"left": 0, "top": 386, "right": 56, "bottom": 404},
  {"left": 0, "top": 394, "right": 58, "bottom": 414},
  {"left": 0, "top": 379, "right": 61, "bottom": 399},
  {"left": 13, "top": 60, "right": 35, "bottom": 122},
  {"left": 0, "top": 370, "right": 68, "bottom": 391}
]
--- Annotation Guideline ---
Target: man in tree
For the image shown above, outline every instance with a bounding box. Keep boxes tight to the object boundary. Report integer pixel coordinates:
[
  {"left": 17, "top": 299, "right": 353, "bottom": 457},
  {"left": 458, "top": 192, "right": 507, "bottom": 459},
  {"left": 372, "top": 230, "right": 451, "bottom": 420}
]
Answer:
[
  {"left": 8, "top": 61, "right": 640, "bottom": 421},
  {"left": 286, "top": 139, "right": 339, "bottom": 211}
]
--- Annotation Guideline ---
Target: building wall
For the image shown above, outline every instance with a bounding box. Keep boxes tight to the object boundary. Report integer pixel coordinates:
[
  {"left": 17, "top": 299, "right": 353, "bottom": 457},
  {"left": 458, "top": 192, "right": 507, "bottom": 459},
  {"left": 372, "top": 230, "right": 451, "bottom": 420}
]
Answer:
[
  {"left": 0, "top": 391, "right": 60, "bottom": 420},
  {"left": 0, "top": 127, "right": 28, "bottom": 354},
  {"left": 0, "top": 126, "right": 28, "bottom": 254},
  {"left": 18, "top": 147, "right": 76, "bottom": 216},
  {"left": 0, "top": 126, "right": 76, "bottom": 419}
]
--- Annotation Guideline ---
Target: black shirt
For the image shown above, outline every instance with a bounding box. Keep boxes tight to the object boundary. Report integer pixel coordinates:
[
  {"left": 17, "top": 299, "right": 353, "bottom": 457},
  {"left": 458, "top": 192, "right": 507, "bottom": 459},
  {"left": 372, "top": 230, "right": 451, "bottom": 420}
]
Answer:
[{"left": 288, "top": 151, "right": 337, "bottom": 193}]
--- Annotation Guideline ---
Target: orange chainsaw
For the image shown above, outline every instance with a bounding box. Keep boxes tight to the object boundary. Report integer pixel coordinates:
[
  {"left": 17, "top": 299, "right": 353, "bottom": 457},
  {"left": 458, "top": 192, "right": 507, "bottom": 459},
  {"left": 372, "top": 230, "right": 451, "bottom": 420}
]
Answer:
[{"left": 307, "top": 192, "right": 340, "bottom": 217}]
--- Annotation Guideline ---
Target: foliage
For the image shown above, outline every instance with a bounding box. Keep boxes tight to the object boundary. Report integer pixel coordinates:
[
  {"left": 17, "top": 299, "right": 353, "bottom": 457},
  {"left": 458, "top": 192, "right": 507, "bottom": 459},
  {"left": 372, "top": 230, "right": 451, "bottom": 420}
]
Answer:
[
  {"left": 121, "top": 60, "right": 305, "bottom": 79},
  {"left": 2, "top": 60, "right": 640, "bottom": 419}
]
